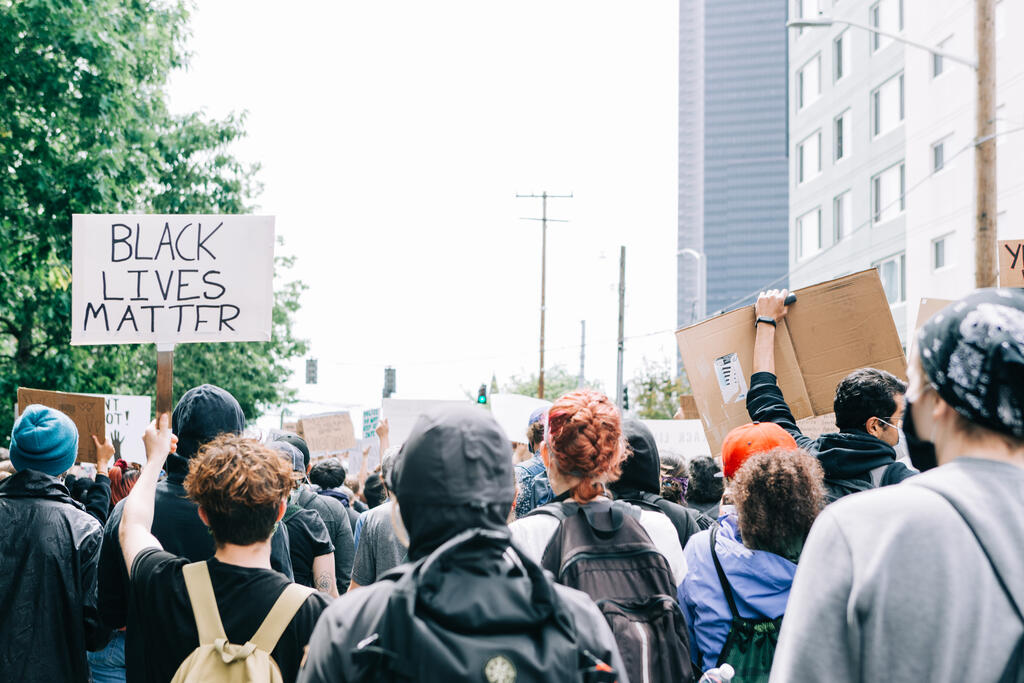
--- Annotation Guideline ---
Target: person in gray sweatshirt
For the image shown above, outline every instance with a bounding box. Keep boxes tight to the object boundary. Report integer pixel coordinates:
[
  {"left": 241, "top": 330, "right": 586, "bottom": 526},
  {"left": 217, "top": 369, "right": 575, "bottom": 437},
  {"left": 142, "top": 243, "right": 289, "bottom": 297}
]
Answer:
[{"left": 770, "top": 288, "right": 1024, "bottom": 683}]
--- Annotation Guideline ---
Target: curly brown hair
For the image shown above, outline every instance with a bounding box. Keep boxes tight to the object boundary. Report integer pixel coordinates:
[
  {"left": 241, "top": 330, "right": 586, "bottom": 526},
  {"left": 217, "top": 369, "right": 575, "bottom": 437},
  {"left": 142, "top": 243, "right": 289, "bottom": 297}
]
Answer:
[
  {"left": 547, "top": 389, "right": 626, "bottom": 502},
  {"left": 731, "top": 448, "right": 826, "bottom": 558},
  {"left": 184, "top": 434, "right": 294, "bottom": 547}
]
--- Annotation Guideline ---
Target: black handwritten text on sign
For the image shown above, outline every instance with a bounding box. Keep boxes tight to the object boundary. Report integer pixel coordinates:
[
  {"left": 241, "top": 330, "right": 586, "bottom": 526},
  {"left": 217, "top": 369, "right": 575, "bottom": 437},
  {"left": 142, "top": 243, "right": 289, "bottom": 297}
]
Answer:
[
  {"left": 1000, "top": 240, "right": 1024, "bottom": 287},
  {"left": 71, "top": 215, "right": 274, "bottom": 345}
]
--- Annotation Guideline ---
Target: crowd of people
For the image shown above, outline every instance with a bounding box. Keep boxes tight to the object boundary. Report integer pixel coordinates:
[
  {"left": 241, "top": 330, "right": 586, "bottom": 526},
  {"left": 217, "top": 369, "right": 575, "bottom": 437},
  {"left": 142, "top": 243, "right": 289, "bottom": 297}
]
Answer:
[{"left": 0, "top": 287, "right": 1022, "bottom": 683}]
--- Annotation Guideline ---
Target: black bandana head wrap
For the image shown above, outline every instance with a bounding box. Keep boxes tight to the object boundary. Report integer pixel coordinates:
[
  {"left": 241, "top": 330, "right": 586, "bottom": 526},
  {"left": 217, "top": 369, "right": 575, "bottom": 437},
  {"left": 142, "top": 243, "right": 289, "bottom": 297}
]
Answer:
[{"left": 916, "top": 288, "right": 1024, "bottom": 439}]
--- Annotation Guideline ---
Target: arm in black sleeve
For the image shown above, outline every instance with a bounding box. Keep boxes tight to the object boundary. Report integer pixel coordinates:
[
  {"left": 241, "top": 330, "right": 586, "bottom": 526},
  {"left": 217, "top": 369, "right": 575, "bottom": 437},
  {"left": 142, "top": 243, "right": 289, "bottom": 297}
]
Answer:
[
  {"left": 746, "top": 371, "right": 818, "bottom": 453},
  {"left": 85, "top": 474, "right": 112, "bottom": 525},
  {"left": 81, "top": 526, "right": 112, "bottom": 651}
]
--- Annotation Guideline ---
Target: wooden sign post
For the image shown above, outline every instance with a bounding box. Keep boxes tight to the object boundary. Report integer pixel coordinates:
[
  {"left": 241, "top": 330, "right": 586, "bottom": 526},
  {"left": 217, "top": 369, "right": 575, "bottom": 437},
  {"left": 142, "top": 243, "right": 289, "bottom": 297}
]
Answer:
[{"left": 156, "top": 344, "right": 174, "bottom": 417}]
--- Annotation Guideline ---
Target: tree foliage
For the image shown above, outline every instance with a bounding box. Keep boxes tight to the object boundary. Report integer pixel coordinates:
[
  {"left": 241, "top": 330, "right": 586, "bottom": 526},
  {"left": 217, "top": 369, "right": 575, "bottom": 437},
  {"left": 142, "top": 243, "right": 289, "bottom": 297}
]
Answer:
[
  {"left": 627, "top": 358, "right": 690, "bottom": 420},
  {"left": 502, "top": 365, "right": 603, "bottom": 402},
  {"left": 0, "top": 0, "right": 306, "bottom": 445}
]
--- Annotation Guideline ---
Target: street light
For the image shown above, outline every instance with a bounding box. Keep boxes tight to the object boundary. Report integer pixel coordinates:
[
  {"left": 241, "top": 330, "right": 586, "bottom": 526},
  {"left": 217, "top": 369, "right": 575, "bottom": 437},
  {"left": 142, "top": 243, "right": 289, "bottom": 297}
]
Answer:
[
  {"left": 788, "top": 5, "right": 997, "bottom": 288},
  {"left": 677, "top": 248, "right": 706, "bottom": 324}
]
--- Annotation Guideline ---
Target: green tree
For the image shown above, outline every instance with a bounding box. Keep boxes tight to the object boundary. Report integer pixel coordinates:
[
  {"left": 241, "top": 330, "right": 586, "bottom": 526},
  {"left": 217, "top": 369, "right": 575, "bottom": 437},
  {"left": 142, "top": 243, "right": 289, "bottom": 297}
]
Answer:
[
  {"left": 0, "top": 0, "right": 306, "bottom": 445},
  {"left": 627, "top": 358, "right": 690, "bottom": 419},
  {"left": 503, "top": 365, "right": 603, "bottom": 402}
]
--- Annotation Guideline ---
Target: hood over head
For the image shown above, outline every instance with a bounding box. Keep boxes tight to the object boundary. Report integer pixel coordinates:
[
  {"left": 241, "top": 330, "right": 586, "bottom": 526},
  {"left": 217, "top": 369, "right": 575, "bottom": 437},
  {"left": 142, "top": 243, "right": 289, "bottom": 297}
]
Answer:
[
  {"left": 392, "top": 405, "right": 515, "bottom": 560},
  {"left": 816, "top": 429, "right": 897, "bottom": 479},
  {"left": 611, "top": 419, "right": 661, "bottom": 495},
  {"left": 168, "top": 384, "right": 245, "bottom": 476}
]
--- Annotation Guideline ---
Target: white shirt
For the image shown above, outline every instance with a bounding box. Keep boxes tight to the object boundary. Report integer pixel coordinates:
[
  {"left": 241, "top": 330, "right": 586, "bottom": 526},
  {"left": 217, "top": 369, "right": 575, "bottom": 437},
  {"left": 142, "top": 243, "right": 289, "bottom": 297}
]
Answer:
[{"left": 509, "top": 502, "right": 687, "bottom": 586}]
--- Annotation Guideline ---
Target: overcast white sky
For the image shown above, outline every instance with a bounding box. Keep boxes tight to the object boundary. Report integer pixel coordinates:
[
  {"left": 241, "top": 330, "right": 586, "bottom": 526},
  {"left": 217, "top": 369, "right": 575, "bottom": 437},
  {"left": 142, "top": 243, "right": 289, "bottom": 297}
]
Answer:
[{"left": 167, "top": 1, "right": 680, "bottom": 415}]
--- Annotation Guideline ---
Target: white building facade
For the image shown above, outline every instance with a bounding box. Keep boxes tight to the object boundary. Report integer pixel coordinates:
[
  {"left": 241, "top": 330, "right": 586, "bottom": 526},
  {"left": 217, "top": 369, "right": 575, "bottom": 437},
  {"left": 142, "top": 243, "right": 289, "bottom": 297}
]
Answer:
[{"left": 789, "top": 0, "right": 1023, "bottom": 344}]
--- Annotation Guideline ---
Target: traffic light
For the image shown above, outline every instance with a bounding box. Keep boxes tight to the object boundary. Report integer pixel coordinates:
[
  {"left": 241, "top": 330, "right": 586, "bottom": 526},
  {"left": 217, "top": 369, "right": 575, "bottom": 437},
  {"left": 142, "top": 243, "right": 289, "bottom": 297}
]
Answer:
[
  {"left": 383, "top": 367, "right": 396, "bottom": 398},
  {"left": 477, "top": 384, "right": 488, "bottom": 405},
  {"left": 622, "top": 386, "right": 629, "bottom": 411},
  {"left": 305, "top": 358, "right": 318, "bottom": 385}
]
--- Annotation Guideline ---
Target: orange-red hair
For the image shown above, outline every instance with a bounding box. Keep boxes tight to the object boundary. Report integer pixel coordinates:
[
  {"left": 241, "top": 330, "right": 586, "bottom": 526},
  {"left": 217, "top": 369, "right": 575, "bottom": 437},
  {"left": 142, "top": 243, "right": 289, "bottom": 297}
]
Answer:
[{"left": 546, "top": 389, "right": 625, "bottom": 501}]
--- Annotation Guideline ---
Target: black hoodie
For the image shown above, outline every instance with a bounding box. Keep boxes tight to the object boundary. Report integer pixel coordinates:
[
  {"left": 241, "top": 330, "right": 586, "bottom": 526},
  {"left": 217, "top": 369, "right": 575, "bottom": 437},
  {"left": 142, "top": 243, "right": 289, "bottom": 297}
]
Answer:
[
  {"left": 747, "top": 371, "right": 915, "bottom": 487},
  {"left": 612, "top": 419, "right": 713, "bottom": 551}
]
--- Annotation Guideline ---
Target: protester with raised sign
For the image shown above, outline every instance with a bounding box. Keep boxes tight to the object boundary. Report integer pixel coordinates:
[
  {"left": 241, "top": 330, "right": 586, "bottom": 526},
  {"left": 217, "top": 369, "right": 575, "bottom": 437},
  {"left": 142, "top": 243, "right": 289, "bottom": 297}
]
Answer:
[
  {"left": 0, "top": 405, "right": 107, "bottom": 683},
  {"left": 679, "top": 423, "right": 826, "bottom": 677},
  {"left": 119, "top": 419, "right": 329, "bottom": 683},
  {"left": 97, "top": 384, "right": 294, "bottom": 682},
  {"left": 298, "top": 405, "right": 625, "bottom": 683},
  {"left": 770, "top": 289, "right": 1024, "bottom": 683},
  {"left": 748, "top": 289, "right": 915, "bottom": 501},
  {"left": 271, "top": 432, "right": 355, "bottom": 594}
]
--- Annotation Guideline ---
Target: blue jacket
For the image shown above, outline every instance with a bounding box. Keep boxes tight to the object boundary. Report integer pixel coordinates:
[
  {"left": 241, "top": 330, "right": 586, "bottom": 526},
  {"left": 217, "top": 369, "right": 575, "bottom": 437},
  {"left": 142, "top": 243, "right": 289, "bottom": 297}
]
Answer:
[{"left": 677, "top": 507, "right": 796, "bottom": 672}]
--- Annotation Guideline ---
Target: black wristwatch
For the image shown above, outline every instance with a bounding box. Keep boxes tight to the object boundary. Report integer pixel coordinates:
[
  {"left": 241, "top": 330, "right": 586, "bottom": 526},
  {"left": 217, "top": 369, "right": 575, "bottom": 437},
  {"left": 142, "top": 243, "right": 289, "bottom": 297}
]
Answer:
[{"left": 755, "top": 316, "right": 777, "bottom": 329}]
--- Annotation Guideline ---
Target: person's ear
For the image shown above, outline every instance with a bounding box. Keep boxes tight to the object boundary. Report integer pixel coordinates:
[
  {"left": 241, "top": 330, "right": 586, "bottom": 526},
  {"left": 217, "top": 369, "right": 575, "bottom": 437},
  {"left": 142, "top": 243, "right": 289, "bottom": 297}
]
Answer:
[
  {"left": 865, "top": 416, "right": 882, "bottom": 438},
  {"left": 197, "top": 506, "right": 210, "bottom": 527}
]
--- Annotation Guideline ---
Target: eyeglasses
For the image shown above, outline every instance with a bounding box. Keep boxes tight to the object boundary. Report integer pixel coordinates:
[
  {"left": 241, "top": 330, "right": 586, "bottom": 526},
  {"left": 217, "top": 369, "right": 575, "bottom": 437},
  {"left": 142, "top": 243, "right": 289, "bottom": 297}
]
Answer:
[{"left": 877, "top": 416, "right": 902, "bottom": 430}]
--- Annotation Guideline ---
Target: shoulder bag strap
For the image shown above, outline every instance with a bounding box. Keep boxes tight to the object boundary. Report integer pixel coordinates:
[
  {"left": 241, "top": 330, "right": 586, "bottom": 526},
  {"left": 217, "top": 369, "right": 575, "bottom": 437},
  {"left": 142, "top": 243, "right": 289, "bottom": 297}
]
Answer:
[
  {"left": 708, "top": 525, "right": 741, "bottom": 620},
  {"left": 249, "top": 583, "right": 317, "bottom": 653},
  {"left": 182, "top": 561, "right": 228, "bottom": 645}
]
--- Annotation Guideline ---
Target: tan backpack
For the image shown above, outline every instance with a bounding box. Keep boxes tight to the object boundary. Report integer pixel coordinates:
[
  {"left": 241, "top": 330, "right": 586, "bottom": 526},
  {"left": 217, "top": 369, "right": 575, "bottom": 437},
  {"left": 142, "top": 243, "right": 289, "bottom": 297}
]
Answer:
[{"left": 171, "top": 561, "right": 315, "bottom": 683}]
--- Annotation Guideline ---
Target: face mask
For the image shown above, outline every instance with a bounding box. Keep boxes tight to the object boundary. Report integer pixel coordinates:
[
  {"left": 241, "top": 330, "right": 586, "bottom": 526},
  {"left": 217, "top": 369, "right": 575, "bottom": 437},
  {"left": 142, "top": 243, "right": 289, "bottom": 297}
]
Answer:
[{"left": 902, "top": 399, "right": 938, "bottom": 472}]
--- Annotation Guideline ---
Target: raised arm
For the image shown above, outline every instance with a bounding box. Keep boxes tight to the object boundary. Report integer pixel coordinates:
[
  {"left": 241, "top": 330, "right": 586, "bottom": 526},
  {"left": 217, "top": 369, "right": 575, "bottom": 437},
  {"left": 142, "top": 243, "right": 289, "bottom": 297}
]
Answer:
[
  {"left": 118, "top": 415, "right": 177, "bottom": 575},
  {"left": 752, "top": 289, "right": 790, "bottom": 375}
]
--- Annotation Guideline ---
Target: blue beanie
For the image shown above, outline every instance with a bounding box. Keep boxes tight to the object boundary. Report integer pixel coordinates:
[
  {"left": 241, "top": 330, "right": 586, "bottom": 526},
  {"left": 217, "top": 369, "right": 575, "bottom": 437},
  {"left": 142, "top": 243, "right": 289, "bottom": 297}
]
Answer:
[{"left": 10, "top": 405, "right": 79, "bottom": 476}]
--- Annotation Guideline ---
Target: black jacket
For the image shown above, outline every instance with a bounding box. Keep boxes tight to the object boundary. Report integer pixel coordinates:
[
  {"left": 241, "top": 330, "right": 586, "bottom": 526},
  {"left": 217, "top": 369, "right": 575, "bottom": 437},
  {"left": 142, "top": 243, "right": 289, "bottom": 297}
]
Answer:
[
  {"left": 746, "top": 371, "right": 916, "bottom": 485},
  {"left": 0, "top": 470, "right": 107, "bottom": 682},
  {"left": 613, "top": 419, "right": 713, "bottom": 551}
]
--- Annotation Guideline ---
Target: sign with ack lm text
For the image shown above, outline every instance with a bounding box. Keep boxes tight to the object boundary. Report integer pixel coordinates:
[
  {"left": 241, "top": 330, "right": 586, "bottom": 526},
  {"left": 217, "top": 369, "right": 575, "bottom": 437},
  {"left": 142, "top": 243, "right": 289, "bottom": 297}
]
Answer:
[{"left": 71, "top": 214, "right": 275, "bottom": 345}]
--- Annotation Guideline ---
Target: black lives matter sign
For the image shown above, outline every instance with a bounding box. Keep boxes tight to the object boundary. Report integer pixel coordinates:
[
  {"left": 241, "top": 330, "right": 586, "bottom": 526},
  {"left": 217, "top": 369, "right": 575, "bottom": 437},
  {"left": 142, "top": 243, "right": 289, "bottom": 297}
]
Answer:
[{"left": 71, "top": 214, "right": 274, "bottom": 345}]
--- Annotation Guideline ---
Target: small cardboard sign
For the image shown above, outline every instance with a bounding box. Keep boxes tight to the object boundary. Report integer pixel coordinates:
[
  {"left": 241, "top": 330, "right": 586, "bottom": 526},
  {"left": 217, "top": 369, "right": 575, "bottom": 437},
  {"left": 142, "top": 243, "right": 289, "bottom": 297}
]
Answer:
[
  {"left": 639, "top": 419, "right": 711, "bottom": 459},
  {"left": 71, "top": 214, "right": 275, "bottom": 345},
  {"left": 362, "top": 408, "right": 380, "bottom": 439},
  {"left": 676, "top": 270, "right": 907, "bottom": 455},
  {"left": 16, "top": 388, "right": 106, "bottom": 464},
  {"left": 915, "top": 298, "right": 954, "bottom": 331},
  {"left": 297, "top": 412, "right": 356, "bottom": 454},
  {"left": 796, "top": 413, "right": 837, "bottom": 439},
  {"left": 998, "top": 240, "right": 1024, "bottom": 287},
  {"left": 677, "top": 395, "right": 699, "bottom": 420}
]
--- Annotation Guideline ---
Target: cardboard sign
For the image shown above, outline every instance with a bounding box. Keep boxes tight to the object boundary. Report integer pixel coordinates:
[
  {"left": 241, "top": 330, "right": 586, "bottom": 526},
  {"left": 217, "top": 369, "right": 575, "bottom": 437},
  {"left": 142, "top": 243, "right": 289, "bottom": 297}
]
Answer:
[
  {"left": 490, "top": 394, "right": 552, "bottom": 443},
  {"left": 915, "top": 298, "right": 953, "bottom": 332},
  {"left": 71, "top": 214, "right": 275, "bottom": 345},
  {"left": 677, "top": 395, "right": 699, "bottom": 420},
  {"left": 998, "top": 240, "right": 1024, "bottom": 287},
  {"left": 297, "top": 412, "right": 356, "bottom": 454},
  {"left": 796, "top": 413, "right": 837, "bottom": 439},
  {"left": 382, "top": 398, "right": 486, "bottom": 446},
  {"left": 639, "top": 419, "right": 711, "bottom": 459},
  {"left": 362, "top": 408, "right": 380, "bottom": 439},
  {"left": 16, "top": 388, "right": 106, "bottom": 464},
  {"left": 676, "top": 270, "right": 907, "bottom": 455},
  {"left": 99, "top": 394, "right": 152, "bottom": 465}
]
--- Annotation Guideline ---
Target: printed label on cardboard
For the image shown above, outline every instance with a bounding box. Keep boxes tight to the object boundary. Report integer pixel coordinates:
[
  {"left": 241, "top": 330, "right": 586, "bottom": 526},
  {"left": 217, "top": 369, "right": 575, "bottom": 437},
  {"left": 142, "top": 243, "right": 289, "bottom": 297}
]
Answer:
[{"left": 714, "top": 353, "right": 748, "bottom": 404}]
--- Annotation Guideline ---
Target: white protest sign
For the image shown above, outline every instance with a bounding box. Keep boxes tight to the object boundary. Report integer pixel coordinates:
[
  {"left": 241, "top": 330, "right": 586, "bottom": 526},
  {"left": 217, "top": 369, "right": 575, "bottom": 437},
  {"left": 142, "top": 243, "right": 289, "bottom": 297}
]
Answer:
[
  {"left": 640, "top": 419, "right": 712, "bottom": 460},
  {"left": 346, "top": 437, "right": 381, "bottom": 476},
  {"left": 490, "top": 394, "right": 551, "bottom": 443},
  {"left": 382, "top": 398, "right": 485, "bottom": 446},
  {"left": 71, "top": 214, "right": 275, "bottom": 345},
  {"left": 99, "top": 394, "right": 152, "bottom": 464}
]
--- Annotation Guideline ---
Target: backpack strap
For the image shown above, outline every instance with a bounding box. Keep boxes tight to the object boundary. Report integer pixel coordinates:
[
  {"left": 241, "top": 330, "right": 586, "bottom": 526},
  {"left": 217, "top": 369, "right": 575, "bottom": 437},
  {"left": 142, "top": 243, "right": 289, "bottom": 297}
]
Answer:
[
  {"left": 527, "top": 501, "right": 571, "bottom": 521},
  {"left": 708, "top": 526, "right": 741, "bottom": 620},
  {"left": 182, "top": 562, "right": 228, "bottom": 645},
  {"left": 249, "top": 583, "right": 317, "bottom": 653}
]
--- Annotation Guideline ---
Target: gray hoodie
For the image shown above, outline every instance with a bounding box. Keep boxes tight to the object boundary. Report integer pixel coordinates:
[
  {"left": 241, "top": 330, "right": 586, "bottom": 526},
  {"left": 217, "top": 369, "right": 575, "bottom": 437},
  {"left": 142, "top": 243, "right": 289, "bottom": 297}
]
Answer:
[{"left": 770, "top": 457, "right": 1024, "bottom": 682}]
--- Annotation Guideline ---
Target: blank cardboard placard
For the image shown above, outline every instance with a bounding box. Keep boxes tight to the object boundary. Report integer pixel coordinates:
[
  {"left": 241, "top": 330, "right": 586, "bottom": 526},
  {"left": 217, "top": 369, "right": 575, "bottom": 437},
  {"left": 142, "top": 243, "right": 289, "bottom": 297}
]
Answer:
[
  {"left": 490, "top": 394, "right": 552, "bottom": 443},
  {"left": 17, "top": 388, "right": 106, "bottom": 464},
  {"left": 999, "top": 240, "right": 1024, "bottom": 287},
  {"left": 298, "top": 412, "right": 356, "bottom": 454},
  {"left": 796, "top": 413, "right": 837, "bottom": 439},
  {"left": 915, "top": 298, "right": 953, "bottom": 332},
  {"left": 678, "top": 395, "right": 699, "bottom": 420},
  {"left": 71, "top": 214, "right": 275, "bottom": 345},
  {"left": 676, "top": 270, "right": 906, "bottom": 455}
]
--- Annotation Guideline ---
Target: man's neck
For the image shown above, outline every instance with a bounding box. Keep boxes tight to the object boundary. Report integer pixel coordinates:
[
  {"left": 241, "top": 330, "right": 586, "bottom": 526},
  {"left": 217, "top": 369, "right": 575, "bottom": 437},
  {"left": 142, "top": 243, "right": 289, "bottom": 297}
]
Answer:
[{"left": 213, "top": 539, "right": 273, "bottom": 569}]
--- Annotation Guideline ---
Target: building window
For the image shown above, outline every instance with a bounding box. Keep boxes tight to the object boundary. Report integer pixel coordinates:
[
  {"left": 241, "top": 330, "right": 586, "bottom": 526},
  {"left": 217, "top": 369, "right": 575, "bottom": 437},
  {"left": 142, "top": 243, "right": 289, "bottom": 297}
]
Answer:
[
  {"left": 932, "top": 138, "right": 946, "bottom": 172},
  {"left": 798, "top": 54, "right": 821, "bottom": 111},
  {"left": 872, "top": 72, "right": 904, "bottom": 137},
  {"left": 870, "top": 2, "right": 882, "bottom": 51},
  {"left": 933, "top": 36, "right": 952, "bottom": 77},
  {"left": 834, "top": 31, "right": 850, "bottom": 81},
  {"left": 870, "top": 0, "right": 901, "bottom": 52},
  {"left": 834, "top": 190, "right": 852, "bottom": 242},
  {"left": 875, "top": 253, "right": 906, "bottom": 303},
  {"left": 872, "top": 161, "right": 905, "bottom": 224},
  {"left": 797, "top": 208, "right": 822, "bottom": 260},
  {"left": 932, "top": 235, "right": 950, "bottom": 270},
  {"left": 798, "top": 131, "right": 822, "bottom": 184},
  {"left": 834, "top": 110, "right": 851, "bottom": 161}
]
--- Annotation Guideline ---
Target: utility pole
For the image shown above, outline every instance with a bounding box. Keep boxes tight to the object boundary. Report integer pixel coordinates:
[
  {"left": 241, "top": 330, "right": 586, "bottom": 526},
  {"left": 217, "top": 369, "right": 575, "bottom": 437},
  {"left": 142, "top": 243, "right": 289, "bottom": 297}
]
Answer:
[
  {"left": 517, "top": 191, "right": 572, "bottom": 399},
  {"left": 578, "top": 320, "right": 586, "bottom": 388},
  {"left": 975, "top": 0, "right": 997, "bottom": 287},
  {"left": 615, "top": 246, "right": 626, "bottom": 412}
]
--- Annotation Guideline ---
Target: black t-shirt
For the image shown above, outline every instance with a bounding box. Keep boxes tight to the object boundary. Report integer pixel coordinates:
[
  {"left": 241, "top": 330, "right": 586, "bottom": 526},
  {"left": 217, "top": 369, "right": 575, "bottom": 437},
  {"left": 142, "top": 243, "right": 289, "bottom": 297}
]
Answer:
[
  {"left": 128, "top": 548, "right": 329, "bottom": 683},
  {"left": 283, "top": 506, "right": 334, "bottom": 589}
]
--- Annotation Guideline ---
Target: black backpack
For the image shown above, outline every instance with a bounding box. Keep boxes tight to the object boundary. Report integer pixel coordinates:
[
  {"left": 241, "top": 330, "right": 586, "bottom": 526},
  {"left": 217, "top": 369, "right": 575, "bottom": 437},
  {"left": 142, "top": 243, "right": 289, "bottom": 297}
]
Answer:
[
  {"left": 346, "top": 528, "right": 620, "bottom": 683},
  {"left": 708, "top": 525, "right": 782, "bottom": 683},
  {"left": 532, "top": 499, "right": 694, "bottom": 683}
]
